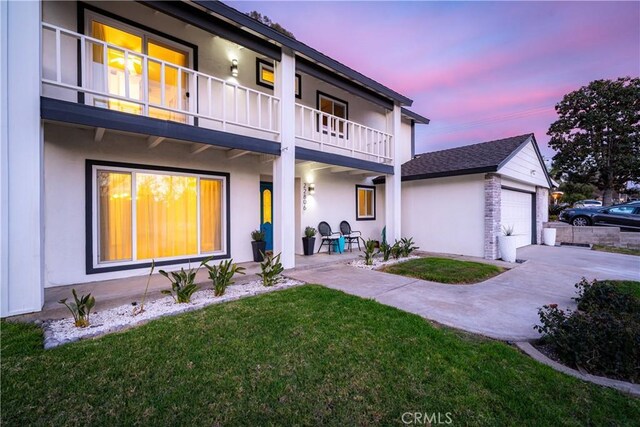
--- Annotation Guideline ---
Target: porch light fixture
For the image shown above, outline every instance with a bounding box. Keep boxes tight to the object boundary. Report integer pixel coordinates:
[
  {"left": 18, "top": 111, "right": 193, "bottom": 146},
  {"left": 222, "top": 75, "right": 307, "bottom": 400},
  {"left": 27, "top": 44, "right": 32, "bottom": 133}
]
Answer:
[
  {"left": 230, "top": 59, "right": 238, "bottom": 77},
  {"left": 308, "top": 183, "right": 315, "bottom": 195}
]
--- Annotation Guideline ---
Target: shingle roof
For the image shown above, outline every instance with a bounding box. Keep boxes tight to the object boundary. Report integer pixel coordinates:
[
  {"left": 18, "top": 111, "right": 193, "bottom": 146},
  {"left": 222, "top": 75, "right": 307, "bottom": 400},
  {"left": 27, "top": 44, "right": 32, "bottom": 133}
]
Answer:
[{"left": 374, "top": 133, "right": 539, "bottom": 184}]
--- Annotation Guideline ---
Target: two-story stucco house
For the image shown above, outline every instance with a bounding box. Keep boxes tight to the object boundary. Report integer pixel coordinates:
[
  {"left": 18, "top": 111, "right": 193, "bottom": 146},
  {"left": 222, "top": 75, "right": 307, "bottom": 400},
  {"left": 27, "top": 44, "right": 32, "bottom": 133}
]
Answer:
[{"left": 0, "top": 0, "right": 429, "bottom": 316}]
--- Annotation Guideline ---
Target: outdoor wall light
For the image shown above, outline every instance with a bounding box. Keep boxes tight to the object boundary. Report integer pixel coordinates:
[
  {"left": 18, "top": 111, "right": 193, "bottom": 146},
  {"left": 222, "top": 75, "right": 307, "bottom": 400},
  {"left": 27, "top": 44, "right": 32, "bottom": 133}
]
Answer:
[
  {"left": 230, "top": 59, "right": 239, "bottom": 77},
  {"left": 308, "top": 183, "right": 315, "bottom": 195}
]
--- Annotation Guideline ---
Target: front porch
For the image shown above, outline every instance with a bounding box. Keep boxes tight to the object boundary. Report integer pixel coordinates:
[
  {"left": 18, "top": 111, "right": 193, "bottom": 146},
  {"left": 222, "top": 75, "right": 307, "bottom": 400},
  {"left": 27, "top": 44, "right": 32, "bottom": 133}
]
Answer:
[{"left": 16, "top": 251, "right": 362, "bottom": 322}]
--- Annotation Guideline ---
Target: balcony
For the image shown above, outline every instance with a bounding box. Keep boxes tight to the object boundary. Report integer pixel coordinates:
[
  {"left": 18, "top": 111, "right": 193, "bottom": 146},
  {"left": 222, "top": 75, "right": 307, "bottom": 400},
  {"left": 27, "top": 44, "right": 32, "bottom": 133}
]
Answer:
[
  {"left": 295, "top": 104, "right": 393, "bottom": 164},
  {"left": 41, "top": 23, "right": 280, "bottom": 141}
]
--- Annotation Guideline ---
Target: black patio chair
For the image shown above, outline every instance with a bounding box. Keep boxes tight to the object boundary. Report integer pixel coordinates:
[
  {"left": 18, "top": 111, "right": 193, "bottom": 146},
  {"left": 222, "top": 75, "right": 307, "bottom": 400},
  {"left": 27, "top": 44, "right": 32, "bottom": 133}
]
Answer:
[
  {"left": 340, "top": 220, "right": 362, "bottom": 252},
  {"left": 317, "top": 221, "right": 342, "bottom": 253}
]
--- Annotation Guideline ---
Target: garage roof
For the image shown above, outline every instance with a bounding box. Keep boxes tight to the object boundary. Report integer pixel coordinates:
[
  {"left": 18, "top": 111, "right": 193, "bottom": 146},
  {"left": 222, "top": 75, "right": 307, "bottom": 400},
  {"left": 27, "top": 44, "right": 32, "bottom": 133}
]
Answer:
[{"left": 373, "top": 133, "right": 552, "bottom": 186}]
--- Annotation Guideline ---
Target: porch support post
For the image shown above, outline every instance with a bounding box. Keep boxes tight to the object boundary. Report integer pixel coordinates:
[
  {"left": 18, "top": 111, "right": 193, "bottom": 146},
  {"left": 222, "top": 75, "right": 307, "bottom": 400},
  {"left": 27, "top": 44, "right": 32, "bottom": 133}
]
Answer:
[
  {"left": 0, "top": 0, "right": 44, "bottom": 316},
  {"left": 384, "top": 104, "right": 402, "bottom": 243},
  {"left": 272, "top": 48, "right": 296, "bottom": 269}
]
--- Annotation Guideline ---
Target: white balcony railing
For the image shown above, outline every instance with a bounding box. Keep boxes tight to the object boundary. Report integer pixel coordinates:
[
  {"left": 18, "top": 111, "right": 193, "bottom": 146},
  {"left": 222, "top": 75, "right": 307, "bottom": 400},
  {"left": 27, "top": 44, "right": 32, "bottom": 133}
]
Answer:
[
  {"left": 41, "top": 23, "right": 280, "bottom": 137},
  {"left": 295, "top": 104, "right": 393, "bottom": 163}
]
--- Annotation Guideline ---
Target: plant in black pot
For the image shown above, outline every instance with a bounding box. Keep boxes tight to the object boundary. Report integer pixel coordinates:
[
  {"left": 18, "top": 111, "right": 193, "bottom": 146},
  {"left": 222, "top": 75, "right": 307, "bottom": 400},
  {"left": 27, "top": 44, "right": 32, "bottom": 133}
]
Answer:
[
  {"left": 302, "top": 226, "right": 316, "bottom": 256},
  {"left": 251, "top": 229, "right": 266, "bottom": 262}
]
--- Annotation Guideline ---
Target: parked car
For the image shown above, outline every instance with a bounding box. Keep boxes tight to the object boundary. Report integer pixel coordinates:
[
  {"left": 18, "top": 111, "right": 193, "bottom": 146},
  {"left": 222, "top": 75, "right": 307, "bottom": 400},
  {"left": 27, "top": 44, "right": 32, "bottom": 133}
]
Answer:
[
  {"left": 559, "top": 202, "right": 640, "bottom": 231},
  {"left": 573, "top": 199, "right": 602, "bottom": 208}
]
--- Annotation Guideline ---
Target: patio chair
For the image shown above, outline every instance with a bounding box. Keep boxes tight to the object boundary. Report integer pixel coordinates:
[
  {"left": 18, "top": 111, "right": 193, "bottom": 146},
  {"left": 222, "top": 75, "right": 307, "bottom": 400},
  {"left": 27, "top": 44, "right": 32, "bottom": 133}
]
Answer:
[
  {"left": 317, "top": 221, "right": 342, "bottom": 253},
  {"left": 340, "top": 220, "right": 362, "bottom": 252}
]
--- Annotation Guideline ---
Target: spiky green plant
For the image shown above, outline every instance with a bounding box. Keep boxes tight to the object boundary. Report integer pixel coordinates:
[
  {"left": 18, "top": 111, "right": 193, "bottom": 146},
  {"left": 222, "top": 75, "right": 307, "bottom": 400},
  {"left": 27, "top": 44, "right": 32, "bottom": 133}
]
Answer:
[
  {"left": 58, "top": 289, "right": 96, "bottom": 328},
  {"left": 133, "top": 260, "right": 155, "bottom": 316},
  {"left": 390, "top": 240, "right": 403, "bottom": 260},
  {"left": 206, "top": 259, "right": 246, "bottom": 297},
  {"left": 379, "top": 241, "right": 393, "bottom": 262},
  {"left": 400, "top": 237, "right": 419, "bottom": 257},
  {"left": 257, "top": 252, "right": 284, "bottom": 287},
  {"left": 361, "top": 239, "right": 377, "bottom": 266},
  {"left": 159, "top": 258, "right": 210, "bottom": 303}
]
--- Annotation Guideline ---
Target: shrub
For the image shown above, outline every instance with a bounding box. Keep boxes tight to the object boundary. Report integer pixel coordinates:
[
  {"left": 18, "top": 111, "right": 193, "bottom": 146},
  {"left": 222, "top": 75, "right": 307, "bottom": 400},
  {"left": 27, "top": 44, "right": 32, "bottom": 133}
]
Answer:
[
  {"left": 304, "top": 226, "right": 316, "bottom": 238},
  {"left": 399, "top": 237, "right": 419, "bottom": 257},
  {"left": 390, "top": 241, "right": 402, "bottom": 260},
  {"left": 535, "top": 279, "right": 640, "bottom": 382},
  {"left": 58, "top": 289, "right": 96, "bottom": 328},
  {"left": 548, "top": 204, "right": 565, "bottom": 217},
  {"left": 379, "top": 241, "right": 393, "bottom": 262},
  {"left": 251, "top": 229, "right": 265, "bottom": 242},
  {"left": 258, "top": 252, "right": 284, "bottom": 287},
  {"left": 361, "top": 239, "right": 377, "bottom": 265},
  {"left": 206, "top": 259, "right": 246, "bottom": 297},
  {"left": 159, "top": 259, "right": 210, "bottom": 303}
]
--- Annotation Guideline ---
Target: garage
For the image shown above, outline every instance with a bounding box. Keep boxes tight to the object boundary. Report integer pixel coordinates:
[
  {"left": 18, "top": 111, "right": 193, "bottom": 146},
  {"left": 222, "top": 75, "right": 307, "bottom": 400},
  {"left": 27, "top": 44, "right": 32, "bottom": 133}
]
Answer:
[
  {"left": 391, "top": 133, "right": 553, "bottom": 260},
  {"left": 500, "top": 188, "right": 534, "bottom": 248}
]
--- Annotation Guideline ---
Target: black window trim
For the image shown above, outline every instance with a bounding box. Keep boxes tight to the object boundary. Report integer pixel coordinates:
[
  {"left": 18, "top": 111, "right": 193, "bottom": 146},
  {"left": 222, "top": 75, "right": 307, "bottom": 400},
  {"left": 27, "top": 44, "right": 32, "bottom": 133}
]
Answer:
[
  {"left": 355, "top": 184, "right": 376, "bottom": 221},
  {"left": 256, "top": 57, "right": 275, "bottom": 90},
  {"left": 85, "top": 159, "right": 231, "bottom": 274}
]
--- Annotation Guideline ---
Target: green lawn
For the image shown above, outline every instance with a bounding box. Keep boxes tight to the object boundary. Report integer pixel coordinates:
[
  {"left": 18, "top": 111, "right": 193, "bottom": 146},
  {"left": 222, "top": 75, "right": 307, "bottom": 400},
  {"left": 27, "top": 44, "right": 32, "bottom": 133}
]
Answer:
[
  {"left": 383, "top": 257, "right": 504, "bottom": 284},
  {"left": 592, "top": 245, "right": 640, "bottom": 256},
  {"left": 2, "top": 286, "right": 638, "bottom": 426},
  {"left": 609, "top": 280, "right": 640, "bottom": 300}
]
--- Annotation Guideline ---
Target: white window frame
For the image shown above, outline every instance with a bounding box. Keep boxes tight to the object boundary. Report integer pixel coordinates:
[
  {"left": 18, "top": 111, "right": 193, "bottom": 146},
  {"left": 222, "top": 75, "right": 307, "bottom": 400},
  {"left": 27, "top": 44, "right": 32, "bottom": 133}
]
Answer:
[{"left": 92, "top": 164, "right": 228, "bottom": 270}]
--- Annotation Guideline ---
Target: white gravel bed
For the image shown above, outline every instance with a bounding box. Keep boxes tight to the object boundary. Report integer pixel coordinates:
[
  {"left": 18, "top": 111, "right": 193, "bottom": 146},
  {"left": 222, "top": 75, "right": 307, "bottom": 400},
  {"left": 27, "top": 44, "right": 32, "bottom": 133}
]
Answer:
[
  {"left": 43, "top": 278, "right": 304, "bottom": 349},
  {"left": 349, "top": 255, "right": 419, "bottom": 270}
]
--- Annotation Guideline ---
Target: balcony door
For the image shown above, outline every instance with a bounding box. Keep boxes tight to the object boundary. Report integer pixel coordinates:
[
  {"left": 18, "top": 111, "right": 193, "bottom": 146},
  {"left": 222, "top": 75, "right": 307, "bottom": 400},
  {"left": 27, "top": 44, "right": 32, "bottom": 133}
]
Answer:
[{"left": 85, "top": 11, "right": 192, "bottom": 123}]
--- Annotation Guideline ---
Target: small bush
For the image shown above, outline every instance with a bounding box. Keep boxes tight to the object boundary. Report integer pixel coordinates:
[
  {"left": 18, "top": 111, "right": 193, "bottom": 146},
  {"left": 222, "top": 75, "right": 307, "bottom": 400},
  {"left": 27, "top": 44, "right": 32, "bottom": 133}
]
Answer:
[
  {"left": 159, "top": 259, "right": 209, "bottom": 303},
  {"left": 304, "top": 226, "right": 316, "bottom": 238},
  {"left": 390, "top": 241, "right": 402, "bottom": 260},
  {"left": 258, "top": 252, "right": 284, "bottom": 287},
  {"left": 206, "top": 259, "right": 246, "bottom": 297},
  {"left": 549, "top": 204, "right": 565, "bottom": 217},
  {"left": 535, "top": 279, "right": 640, "bottom": 382},
  {"left": 58, "top": 289, "right": 96, "bottom": 328},
  {"left": 361, "top": 239, "right": 377, "bottom": 265},
  {"left": 251, "top": 229, "right": 265, "bottom": 242},
  {"left": 399, "top": 237, "right": 419, "bottom": 257},
  {"left": 379, "top": 241, "right": 393, "bottom": 262}
]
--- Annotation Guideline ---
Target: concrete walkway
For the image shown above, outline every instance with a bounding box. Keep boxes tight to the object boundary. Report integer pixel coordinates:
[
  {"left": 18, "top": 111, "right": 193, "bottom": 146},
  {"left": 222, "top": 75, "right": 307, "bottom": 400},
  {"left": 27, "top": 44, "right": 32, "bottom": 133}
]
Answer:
[{"left": 287, "top": 245, "right": 640, "bottom": 341}]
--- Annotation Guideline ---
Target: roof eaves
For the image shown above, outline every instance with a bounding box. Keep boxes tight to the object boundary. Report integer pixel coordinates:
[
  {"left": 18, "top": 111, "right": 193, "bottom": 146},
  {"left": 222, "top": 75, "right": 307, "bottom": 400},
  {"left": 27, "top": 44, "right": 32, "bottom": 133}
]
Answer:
[
  {"left": 401, "top": 108, "right": 430, "bottom": 124},
  {"left": 193, "top": 1, "right": 414, "bottom": 106}
]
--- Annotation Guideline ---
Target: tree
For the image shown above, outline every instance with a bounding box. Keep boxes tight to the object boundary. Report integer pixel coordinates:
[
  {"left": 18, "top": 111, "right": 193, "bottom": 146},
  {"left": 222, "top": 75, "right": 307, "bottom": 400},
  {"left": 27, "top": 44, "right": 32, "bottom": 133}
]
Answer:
[
  {"left": 547, "top": 77, "right": 640, "bottom": 206},
  {"left": 246, "top": 11, "right": 295, "bottom": 39}
]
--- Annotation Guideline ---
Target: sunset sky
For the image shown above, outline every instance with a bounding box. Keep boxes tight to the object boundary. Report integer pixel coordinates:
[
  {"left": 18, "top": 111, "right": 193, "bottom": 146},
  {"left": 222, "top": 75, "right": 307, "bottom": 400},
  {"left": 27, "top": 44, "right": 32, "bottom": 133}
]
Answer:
[{"left": 230, "top": 1, "right": 640, "bottom": 159}]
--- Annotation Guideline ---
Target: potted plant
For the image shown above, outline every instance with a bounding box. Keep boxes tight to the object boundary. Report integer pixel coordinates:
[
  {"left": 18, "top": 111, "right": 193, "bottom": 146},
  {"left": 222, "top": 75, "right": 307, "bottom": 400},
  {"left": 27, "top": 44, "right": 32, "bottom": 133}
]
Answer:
[
  {"left": 498, "top": 225, "right": 518, "bottom": 263},
  {"left": 251, "top": 229, "right": 266, "bottom": 262},
  {"left": 302, "top": 226, "right": 316, "bottom": 256}
]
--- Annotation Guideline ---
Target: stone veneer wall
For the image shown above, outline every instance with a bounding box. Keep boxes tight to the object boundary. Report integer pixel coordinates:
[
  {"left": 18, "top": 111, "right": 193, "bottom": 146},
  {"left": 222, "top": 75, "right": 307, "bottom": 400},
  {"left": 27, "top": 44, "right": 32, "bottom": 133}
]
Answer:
[
  {"left": 535, "top": 187, "right": 549, "bottom": 244},
  {"left": 484, "top": 173, "right": 501, "bottom": 259}
]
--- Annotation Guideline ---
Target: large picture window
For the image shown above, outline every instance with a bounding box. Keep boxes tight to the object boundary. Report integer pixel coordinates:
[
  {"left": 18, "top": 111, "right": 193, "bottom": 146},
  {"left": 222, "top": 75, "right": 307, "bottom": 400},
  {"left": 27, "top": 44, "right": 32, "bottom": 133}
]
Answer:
[
  {"left": 356, "top": 185, "right": 376, "bottom": 221},
  {"left": 90, "top": 161, "right": 228, "bottom": 272}
]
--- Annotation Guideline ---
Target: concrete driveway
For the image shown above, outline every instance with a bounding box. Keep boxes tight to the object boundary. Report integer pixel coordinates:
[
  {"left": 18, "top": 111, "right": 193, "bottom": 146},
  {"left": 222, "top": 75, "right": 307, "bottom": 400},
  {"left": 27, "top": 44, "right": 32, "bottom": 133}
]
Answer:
[{"left": 287, "top": 245, "right": 640, "bottom": 341}]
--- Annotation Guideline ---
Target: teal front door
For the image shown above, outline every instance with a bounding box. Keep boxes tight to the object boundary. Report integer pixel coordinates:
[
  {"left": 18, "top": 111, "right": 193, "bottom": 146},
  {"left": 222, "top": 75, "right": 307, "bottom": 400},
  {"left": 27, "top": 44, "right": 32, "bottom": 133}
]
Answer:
[{"left": 260, "top": 182, "right": 273, "bottom": 251}]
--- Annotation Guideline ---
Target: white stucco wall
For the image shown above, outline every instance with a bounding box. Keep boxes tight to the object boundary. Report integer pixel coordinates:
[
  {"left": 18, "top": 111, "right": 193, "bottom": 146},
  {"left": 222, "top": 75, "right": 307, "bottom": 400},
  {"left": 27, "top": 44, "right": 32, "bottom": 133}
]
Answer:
[
  {"left": 398, "top": 118, "right": 413, "bottom": 165},
  {"left": 43, "top": 123, "right": 268, "bottom": 287},
  {"left": 402, "top": 174, "right": 485, "bottom": 257},
  {"left": 295, "top": 164, "right": 386, "bottom": 254}
]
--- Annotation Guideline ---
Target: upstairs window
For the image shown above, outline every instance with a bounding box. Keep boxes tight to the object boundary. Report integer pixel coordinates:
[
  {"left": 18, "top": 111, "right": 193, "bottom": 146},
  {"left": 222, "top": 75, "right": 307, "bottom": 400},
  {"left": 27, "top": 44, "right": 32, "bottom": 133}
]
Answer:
[
  {"left": 317, "top": 92, "right": 348, "bottom": 137},
  {"left": 85, "top": 10, "right": 192, "bottom": 123},
  {"left": 356, "top": 185, "right": 376, "bottom": 220}
]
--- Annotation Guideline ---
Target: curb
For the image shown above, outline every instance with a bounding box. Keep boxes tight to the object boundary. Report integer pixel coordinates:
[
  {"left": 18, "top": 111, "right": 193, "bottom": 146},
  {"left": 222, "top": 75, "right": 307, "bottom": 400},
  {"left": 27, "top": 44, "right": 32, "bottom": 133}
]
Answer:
[{"left": 515, "top": 342, "right": 640, "bottom": 397}]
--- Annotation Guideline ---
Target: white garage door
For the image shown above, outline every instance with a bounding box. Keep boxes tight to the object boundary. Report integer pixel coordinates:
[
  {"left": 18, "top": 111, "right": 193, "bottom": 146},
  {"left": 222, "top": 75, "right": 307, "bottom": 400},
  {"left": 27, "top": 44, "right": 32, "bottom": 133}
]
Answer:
[{"left": 500, "top": 189, "right": 533, "bottom": 248}]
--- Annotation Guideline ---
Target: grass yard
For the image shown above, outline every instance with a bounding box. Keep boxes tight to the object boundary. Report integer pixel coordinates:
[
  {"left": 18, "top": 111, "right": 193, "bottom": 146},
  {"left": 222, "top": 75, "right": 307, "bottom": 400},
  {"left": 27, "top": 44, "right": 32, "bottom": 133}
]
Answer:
[
  {"left": 2, "top": 285, "right": 639, "bottom": 426},
  {"left": 592, "top": 245, "right": 640, "bottom": 256},
  {"left": 383, "top": 257, "right": 504, "bottom": 284},
  {"left": 609, "top": 280, "right": 640, "bottom": 300}
]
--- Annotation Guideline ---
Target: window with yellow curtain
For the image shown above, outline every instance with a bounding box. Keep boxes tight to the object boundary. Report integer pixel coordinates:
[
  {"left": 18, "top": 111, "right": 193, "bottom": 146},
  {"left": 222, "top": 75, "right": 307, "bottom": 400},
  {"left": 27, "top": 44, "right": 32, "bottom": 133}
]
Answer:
[
  {"left": 98, "top": 171, "right": 132, "bottom": 262},
  {"left": 96, "top": 167, "right": 225, "bottom": 266},
  {"left": 356, "top": 185, "right": 376, "bottom": 220},
  {"left": 89, "top": 16, "right": 190, "bottom": 122}
]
